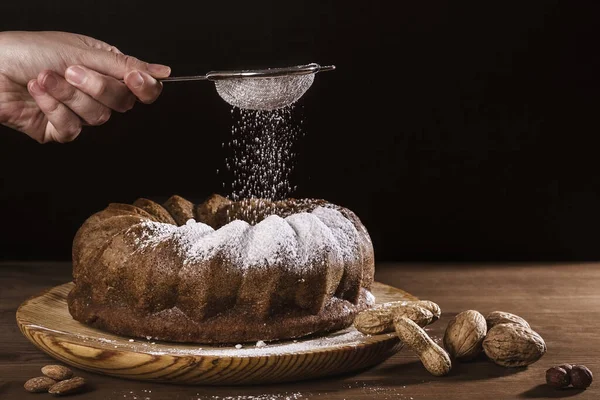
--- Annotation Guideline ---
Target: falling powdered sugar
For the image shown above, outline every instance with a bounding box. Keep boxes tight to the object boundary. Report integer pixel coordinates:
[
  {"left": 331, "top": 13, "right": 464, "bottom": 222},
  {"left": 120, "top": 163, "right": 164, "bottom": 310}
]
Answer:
[{"left": 221, "top": 106, "right": 304, "bottom": 223}]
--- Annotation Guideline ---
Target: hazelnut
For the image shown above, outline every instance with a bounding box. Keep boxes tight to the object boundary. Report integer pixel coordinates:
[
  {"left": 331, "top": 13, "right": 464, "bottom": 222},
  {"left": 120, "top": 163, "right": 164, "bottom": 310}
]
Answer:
[
  {"left": 545, "top": 366, "right": 570, "bottom": 388},
  {"left": 570, "top": 365, "right": 593, "bottom": 389},
  {"left": 559, "top": 363, "right": 573, "bottom": 373}
]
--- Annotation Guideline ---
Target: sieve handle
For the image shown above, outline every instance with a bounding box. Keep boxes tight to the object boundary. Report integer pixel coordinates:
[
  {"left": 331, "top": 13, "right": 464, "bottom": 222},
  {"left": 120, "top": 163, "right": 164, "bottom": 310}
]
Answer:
[
  {"left": 159, "top": 75, "right": 209, "bottom": 82},
  {"left": 121, "top": 64, "right": 336, "bottom": 83},
  {"left": 118, "top": 75, "right": 209, "bottom": 83}
]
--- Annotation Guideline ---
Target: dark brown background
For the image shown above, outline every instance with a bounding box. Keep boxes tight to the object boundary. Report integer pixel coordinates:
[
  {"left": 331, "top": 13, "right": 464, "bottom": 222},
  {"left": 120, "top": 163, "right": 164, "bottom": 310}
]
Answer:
[{"left": 1, "top": 0, "right": 599, "bottom": 262}]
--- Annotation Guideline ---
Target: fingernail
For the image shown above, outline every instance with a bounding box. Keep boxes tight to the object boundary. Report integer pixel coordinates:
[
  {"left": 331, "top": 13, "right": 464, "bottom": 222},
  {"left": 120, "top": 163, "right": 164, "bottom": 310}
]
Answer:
[
  {"left": 28, "top": 80, "right": 45, "bottom": 95},
  {"left": 126, "top": 71, "right": 144, "bottom": 89},
  {"left": 41, "top": 73, "right": 58, "bottom": 90},
  {"left": 147, "top": 63, "right": 171, "bottom": 76},
  {"left": 65, "top": 66, "right": 86, "bottom": 85}
]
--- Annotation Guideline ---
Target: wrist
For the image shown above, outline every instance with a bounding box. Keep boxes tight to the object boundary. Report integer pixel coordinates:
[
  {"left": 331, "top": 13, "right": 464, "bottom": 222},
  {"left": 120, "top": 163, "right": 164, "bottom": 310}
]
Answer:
[
  {"left": 0, "top": 31, "right": 22, "bottom": 76},
  {"left": 0, "top": 30, "right": 14, "bottom": 42},
  {"left": 0, "top": 31, "right": 15, "bottom": 52}
]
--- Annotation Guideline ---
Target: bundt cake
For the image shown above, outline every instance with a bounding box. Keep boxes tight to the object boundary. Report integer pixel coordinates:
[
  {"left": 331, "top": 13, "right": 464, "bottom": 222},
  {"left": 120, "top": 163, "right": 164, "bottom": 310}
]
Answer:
[{"left": 68, "top": 194, "right": 375, "bottom": 344}]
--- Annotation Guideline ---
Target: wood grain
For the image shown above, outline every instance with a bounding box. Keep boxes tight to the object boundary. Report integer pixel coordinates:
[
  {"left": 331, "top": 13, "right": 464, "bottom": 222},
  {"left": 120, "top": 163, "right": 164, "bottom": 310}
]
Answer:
[
  {"left": 16, "top": 281, "right": 416, "bottom": 385},
  {"left": 2, "top": 262, "right": 600, "bottom": 399}
]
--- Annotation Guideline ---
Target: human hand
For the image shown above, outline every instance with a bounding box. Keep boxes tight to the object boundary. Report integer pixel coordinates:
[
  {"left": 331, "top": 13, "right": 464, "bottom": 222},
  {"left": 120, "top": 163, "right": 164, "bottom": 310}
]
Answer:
[{"left": 0, "top": 31, "right": 171, "bottom": 143}]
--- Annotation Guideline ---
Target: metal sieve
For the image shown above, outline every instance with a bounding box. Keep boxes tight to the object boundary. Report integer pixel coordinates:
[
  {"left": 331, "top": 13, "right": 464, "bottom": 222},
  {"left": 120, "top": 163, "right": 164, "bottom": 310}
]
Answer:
[{"left": 160, "top": 63, "right": 335, "bottom": 110}]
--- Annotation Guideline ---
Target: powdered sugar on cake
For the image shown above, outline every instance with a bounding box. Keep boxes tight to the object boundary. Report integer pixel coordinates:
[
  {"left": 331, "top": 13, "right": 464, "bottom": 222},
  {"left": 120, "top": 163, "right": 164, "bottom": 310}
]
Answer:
[
  {"left": 186, "top": 220, "right": 250, "bottom": 266},
  {"left": 243, "top": 215, "right": 299, "bottom": 269},
  {"left": 129, "top": 221, "right": 178, "bottom": 250},
  {"left": 311, "top": 207, "right": 361, "bottom": 263},
  {"left": 129, "top": 206, "right": 359, "bottom": 274}
]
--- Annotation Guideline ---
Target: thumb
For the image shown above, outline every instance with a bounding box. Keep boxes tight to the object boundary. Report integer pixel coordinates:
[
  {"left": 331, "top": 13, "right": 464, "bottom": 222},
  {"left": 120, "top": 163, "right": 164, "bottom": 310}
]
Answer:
[{"left": 79, "top": 49, "right": 171, "bottom": 80}]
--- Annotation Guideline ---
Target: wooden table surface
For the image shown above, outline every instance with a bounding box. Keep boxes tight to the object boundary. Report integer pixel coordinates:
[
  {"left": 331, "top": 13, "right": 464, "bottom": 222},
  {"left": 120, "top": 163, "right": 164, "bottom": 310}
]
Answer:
[{"left": 1, "top": 261, "right": 599, "bottom": 400}]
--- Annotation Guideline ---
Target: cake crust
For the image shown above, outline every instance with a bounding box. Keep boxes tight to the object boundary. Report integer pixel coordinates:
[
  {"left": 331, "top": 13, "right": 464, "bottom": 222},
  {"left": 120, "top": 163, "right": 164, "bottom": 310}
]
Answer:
[{"left": 68, "top": 194, "right": 375, "bottom": 344}]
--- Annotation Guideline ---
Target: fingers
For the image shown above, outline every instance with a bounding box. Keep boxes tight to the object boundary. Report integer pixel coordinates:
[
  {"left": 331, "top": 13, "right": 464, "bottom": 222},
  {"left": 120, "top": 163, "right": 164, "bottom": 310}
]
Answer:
[
  {"left": 71, "top": 44, "right": 170, "bottom": 108},
  {"left": 124, "top": 70, "right": 163, "bottom": 104},
  {"left": 38, "top": 70, "right": 112, "bottom": 125},
  {"left": 28, "top": 66, "right": 163, "bottom": 144},
  {"left": 74, "top": 33, "right": 123, "bottom": 54},
  {"left": 27, "top": 79, "right": 82, "bottom": 143},
  {"left": 81, "top": 48, "right": 171, "bottom": 80},
  {"left": 65, "top": 65, "right": 163, "bottom": 106},
  {"left": 63, "top": 66, "right": 135, "bottom": 112}
]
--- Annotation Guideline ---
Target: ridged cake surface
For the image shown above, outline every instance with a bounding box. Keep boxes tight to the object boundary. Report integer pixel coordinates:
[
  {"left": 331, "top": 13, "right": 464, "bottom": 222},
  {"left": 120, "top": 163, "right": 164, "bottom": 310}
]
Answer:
[{"left": 68, "top": 194, "right": 375, "bottom": 343}]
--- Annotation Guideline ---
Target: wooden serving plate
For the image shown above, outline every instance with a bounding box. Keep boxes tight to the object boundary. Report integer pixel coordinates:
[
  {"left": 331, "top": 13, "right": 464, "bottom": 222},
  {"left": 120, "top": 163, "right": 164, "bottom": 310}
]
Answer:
[{"left": 16, "top": 281, "right": 416, "bottom": 385}]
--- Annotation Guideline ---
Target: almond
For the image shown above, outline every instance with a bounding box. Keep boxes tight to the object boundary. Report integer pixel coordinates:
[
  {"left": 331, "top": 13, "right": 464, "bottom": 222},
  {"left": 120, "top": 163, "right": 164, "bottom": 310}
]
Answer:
[
  {"left": 48, "top": 376, "right": 86, "bottom": 396},
  {"left": 24, "top": 376, "right": 57, "bottom": 393},
  {"left": 42, "top": 365, "right": 73, "bottom": 381}
]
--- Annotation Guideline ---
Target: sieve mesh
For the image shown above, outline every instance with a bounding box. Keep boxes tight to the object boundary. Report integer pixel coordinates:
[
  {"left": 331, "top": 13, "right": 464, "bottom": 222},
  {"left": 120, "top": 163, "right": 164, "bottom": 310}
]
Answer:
[{"left": 214, "top": 74, "right": 315, "bottom": 111}]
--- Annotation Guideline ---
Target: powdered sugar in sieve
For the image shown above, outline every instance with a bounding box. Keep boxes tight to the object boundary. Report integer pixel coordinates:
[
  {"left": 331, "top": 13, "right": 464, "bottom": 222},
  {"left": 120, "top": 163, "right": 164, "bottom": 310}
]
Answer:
[
  {"left": 214, "top": 74, "right": 315, "bottom": 111},
  {"left": 157, "top": 63, "right": 335, "bottom": 111}
]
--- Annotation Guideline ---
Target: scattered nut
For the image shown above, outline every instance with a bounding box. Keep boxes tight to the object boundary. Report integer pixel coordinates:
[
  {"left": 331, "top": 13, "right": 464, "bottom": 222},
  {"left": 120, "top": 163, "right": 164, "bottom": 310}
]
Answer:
[
  {"left": 485, "top": 311, "right": 531, "bottom": 330},
  {"left": 355, "top": 303, "right": 433, "bottom": 334},
  {"left": 483, "top": 323, "right": 546, "bottom": 367},
  {"left": 394, "top": 316, "right": 452, "bottom": 376},
  {"left": 443, "top": 310, "right": 487, "bottom": 361},
  {"left": 42, "top": 365, "right": 73, "bottom": 381},
  {"left": 412, "top": 300, "right": 442, "bottom": 322},
  {"left": 48, "top": 376, "right": 86, "bottom": 396},
  {"left": 546, "top": 366, "right": 570, "bottom": 388},
  {"left": 570, "top": 365, "right": 593, "bottom": 389},
  {"left": 370, "top": 300, "right": 440, "bottom": 320},
  {"left": 24, "top": 376, "right": 57, "bottom": 393},
  {"left": 24, "top": 364, "right": 88, "bottom": 396}
]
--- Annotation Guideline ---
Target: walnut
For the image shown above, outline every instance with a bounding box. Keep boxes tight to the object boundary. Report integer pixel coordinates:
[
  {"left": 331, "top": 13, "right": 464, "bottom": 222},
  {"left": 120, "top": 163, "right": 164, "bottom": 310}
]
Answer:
[
  {"left": 483, "top": 323, "right": 546, "bottom": 367},
  {"left": 443, "top": 310, "right": 487, "bottom": 361},
  {"left": 485, "top": 311, "right": 530, "bottom": 330}
]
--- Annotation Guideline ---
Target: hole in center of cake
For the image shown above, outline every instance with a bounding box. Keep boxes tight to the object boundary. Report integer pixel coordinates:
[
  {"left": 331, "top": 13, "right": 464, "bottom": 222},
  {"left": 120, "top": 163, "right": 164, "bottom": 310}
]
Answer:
[{"left": 196, "top": 194, "right": 326, "bottom": 229}]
